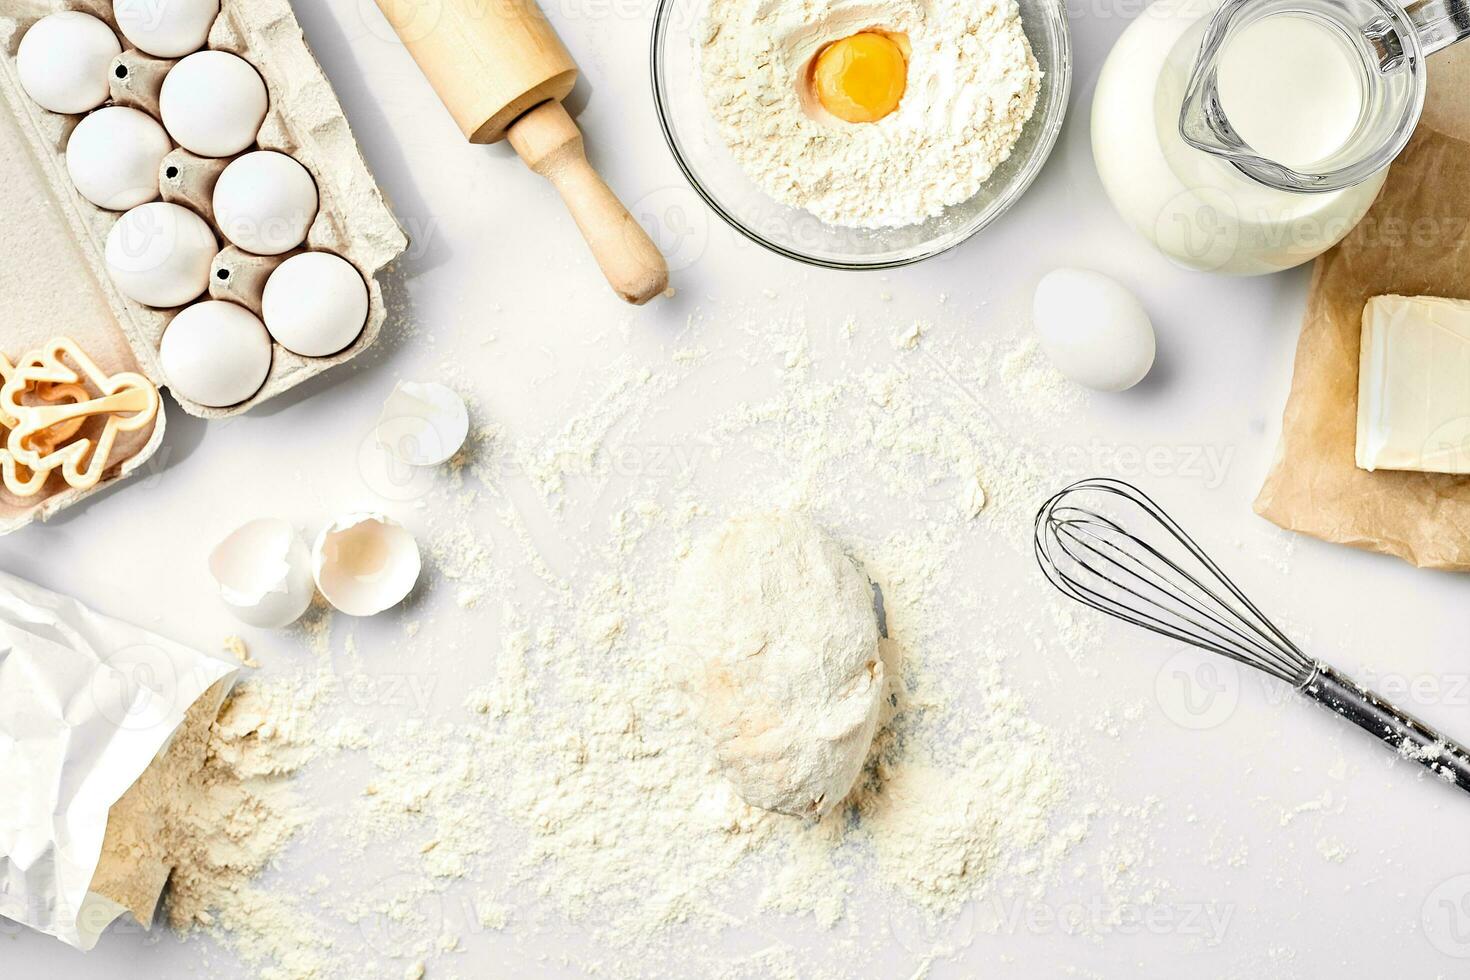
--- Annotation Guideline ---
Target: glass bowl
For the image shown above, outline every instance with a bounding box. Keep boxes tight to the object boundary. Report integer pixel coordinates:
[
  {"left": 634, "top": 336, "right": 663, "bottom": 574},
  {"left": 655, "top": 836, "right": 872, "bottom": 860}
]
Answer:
[{"left": 649, "top": 0, "right": 1072, "bottom": 269}]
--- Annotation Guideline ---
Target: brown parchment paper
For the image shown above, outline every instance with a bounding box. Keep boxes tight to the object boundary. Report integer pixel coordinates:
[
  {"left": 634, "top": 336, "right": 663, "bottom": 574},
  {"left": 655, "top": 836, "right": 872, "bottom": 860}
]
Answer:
[{"left": 1254, "top": 46, "right": 1470, "bottom": 571}]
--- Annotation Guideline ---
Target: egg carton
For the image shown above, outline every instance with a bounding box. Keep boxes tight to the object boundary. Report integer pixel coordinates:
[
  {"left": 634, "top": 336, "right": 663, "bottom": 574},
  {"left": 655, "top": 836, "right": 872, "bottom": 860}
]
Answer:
[{"left": 0, "top": 0, "right": 408, "bottom": 534}]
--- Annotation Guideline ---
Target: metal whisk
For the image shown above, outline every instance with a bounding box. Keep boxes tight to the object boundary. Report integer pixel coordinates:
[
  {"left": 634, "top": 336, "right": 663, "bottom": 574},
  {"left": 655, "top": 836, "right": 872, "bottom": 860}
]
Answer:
[{"left": 1035, "top": 477, "right": 1470, "bottom": 796}]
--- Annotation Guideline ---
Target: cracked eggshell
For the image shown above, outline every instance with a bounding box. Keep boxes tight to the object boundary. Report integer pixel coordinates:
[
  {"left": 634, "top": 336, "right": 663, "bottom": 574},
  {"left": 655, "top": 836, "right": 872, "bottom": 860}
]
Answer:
[
  {"left": 375, "top": 381, "right": 469, "bottom": 467},
  {"left": 312, "top": 514, "right": 420, "bottom": 616},
  {"left": 209, "top": 518, "right": 315, "bottom": 628}
]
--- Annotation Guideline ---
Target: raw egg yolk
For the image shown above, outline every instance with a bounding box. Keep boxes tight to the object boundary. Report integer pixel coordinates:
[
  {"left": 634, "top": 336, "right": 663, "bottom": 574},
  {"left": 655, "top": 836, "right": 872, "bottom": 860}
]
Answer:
[{"left": 812, "top": 32, "right": 907, "bottom": 124}]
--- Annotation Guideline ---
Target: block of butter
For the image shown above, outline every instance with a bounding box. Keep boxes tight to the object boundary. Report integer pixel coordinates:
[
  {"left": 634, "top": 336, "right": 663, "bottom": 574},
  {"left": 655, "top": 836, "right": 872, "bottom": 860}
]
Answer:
[{"left": 1357, "top": 294, "right": 1470, "bottom": 473}]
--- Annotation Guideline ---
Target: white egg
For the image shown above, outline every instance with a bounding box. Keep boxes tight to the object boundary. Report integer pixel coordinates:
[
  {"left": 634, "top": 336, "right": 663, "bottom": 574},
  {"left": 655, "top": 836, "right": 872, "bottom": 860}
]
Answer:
[
  {"left": 105, "top": 201, "right": 217, "bottom": 308},
  {"left": 261, "top": 252, "right": 368, "bottom": 356},
  {"left": 66, "top": 106, "right": 172, "bottom": 211},
  {"left": 209, "top": 518, "right": 315, "bottom": 628},
  {"left": 1033, "top": 268, "right": 1156, "bottom": 392},
  {"left": 212, "top": 151, "right": 318, "bottom": 256},
  {"left": 375, "top": 381, "right": 469, "bottom": 467},
  {"left": 17, "top": 11, "right": 121, "bottom": 114},
  {"left": 114, "top": 0, "right": 219, "bottom": 58},
  {"left": 159, "top": 50, "right": 267, "bottom": 157},
  {"left": 159, "top": 300, "right": 273, "bottom": 407},
  {"left": 312, "top": 514, "right": 421, "bottom": 617}
]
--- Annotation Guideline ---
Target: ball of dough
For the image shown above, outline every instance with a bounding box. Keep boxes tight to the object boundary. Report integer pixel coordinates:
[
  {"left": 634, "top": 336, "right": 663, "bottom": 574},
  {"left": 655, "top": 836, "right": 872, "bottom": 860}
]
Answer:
[
  {"left": 159, "top": 50, "right": 267, "bottom": 157},
  {"left": 212, "top": 151, "right": 318, "bottom": 256},
  {"left": 66, "top": 106, "right": 172, "bottom": 210},
  {"left": 669, "top": 513, "right": 884, "bottom": 818},
  {"left": 17, "top": 11, "right": 121, "bottom": 114},
  {"left": 104, "top": 202, "right": 217, "bottom": 308},
  {"left": 114, "top": 0, "right": 219, "bottom": 58},
  {"left": 262, "top": 252, "right": 368, "bottom": 356}
]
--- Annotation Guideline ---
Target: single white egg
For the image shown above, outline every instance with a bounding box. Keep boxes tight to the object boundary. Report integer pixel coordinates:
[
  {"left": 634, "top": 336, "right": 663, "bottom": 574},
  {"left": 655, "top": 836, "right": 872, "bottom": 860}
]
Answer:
[
  {"left": 105, "top": 201, "right": 217, "bottom": 308},
  {"left": 159, "top": 300, "right": 273, "bottom": 406},
  {"left": 17, "top": 11, "right": 121, "bottom": 114},
  {"left": 209, "top": 518, "right": 315, "bottom": 628},
  {"left": 114, "top": 0, "right": 220, "bottom": 58},
  {"left": 312, "top": 514, "right": 421, "bottom": 617},
  {"left": 159, "top": 50, "right": 267, "bottom": 157},
  {"left": 261, "top": 252, "right": 368, "bottom": 356},
  {"left": 1033, "top": 268, "right": 1156, "bottom": 392},
  {"left": 66, "top": 106, "right": 172, "bottom": 210},
  {"left": 375, "top": 381, "right": 469, "bottom": 467},
  {"left": 212, "top": 151, "right": 318, "bottom": 256}
]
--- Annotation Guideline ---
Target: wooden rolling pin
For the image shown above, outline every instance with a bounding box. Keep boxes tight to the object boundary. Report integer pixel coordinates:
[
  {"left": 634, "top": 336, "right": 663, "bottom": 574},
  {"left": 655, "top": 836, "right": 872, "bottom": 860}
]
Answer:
[{"left": 374, "top": 0, "right": 669, "bottom": 305}]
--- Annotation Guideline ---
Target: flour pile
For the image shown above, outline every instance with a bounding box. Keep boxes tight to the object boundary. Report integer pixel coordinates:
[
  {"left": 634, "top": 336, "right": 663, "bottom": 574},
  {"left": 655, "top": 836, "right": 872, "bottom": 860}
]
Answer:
[{"left": 700, "top": 0, "right": 1042, "bottom": 227}]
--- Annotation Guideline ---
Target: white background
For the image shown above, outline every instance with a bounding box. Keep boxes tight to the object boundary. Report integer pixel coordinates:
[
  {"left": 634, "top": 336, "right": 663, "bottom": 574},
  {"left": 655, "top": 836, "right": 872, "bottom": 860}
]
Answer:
[{"left": 6, "top": 0, "right": 1470, "bottom": 976}]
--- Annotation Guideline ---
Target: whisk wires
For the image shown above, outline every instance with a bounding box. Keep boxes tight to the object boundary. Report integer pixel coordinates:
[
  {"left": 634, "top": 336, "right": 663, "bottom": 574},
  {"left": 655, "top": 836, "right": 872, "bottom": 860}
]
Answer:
[{"left": 1035, "top": 478, "right": 1315, "bottom": 686}]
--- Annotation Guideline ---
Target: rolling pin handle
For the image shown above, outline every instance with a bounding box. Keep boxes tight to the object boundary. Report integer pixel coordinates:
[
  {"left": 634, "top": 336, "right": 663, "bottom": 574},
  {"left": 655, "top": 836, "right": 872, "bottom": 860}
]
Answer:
[{"left": 507, "top": 101, "right": 669, "bottom": 306}]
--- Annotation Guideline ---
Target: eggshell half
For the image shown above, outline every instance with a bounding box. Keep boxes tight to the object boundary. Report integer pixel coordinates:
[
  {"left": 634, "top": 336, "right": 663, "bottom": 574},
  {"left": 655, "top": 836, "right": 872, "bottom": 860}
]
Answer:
[
  {"left": 209, "top": 518, "right": 315, "bottom": 628},
  {"left": 312, "top": 514, "right": 421, "bottom": 617},
  {"left": 375, "top": 381, "right": 469, "bottom": 467}
]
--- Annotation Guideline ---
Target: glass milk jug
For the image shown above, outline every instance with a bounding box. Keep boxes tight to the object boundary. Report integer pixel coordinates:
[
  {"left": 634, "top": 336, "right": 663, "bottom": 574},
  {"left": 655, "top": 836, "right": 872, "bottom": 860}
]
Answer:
[{"left": 1091, "top": 0, "right": 1465, "bottom": 274}]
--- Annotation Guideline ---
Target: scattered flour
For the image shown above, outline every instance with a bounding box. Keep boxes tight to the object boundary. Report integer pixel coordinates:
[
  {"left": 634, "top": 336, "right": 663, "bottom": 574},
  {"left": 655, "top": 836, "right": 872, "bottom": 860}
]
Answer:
[{"left": 141, "top": 302, "right": 1209, "bottom": 980}]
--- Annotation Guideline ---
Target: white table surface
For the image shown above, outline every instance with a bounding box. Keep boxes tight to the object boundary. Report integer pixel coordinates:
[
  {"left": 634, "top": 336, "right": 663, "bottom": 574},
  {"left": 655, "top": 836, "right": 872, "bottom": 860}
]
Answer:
[{"left": 7, "top": 0, "right": 1470, "bottom": 976}]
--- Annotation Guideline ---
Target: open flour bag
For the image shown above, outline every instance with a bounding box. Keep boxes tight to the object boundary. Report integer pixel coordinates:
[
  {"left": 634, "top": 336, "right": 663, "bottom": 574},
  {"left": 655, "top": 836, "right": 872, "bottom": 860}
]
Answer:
[{"left": 0, "top": 569, "right": 238, "bottom": 949}]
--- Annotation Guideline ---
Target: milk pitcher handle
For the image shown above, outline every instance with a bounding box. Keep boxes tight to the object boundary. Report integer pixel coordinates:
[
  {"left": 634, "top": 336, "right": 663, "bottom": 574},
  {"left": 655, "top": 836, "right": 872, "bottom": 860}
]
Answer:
[{"left": 1404, "top": 0, "right": 1470, "bottom": 55}]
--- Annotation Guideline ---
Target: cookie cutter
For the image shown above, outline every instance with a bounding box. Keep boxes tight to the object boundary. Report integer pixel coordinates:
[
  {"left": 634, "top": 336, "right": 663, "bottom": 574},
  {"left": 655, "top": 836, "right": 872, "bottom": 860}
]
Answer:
[
  {"left": 0, "top": 338, "right": 160, "bottom": 497},
  {"left": 0, "top": 353, "right": 90, "bottom": 494}
]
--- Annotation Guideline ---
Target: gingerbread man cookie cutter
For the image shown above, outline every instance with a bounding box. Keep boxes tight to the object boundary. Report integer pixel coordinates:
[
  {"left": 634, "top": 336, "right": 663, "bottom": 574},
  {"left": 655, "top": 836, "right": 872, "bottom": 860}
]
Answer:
[
  {"left": 0, "top": 338, "right": 160, "bottom": 497},
  {"left": 0, "top": 354, "right": 87, "bottom": 495},
  {"left": 0, "top": 353, "right": 49, "bottom": 496}
]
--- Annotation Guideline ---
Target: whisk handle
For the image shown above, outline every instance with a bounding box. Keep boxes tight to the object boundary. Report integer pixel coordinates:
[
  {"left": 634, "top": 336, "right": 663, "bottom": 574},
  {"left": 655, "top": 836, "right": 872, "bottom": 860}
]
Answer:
[{"left": 1301, "top": 664, "right": 1470, "bottom": 795}]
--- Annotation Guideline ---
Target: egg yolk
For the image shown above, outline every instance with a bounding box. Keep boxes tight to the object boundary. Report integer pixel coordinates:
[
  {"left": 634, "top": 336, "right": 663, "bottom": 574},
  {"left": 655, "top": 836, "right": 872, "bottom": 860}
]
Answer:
[{"left": 811, "top": 32, "right": 907, "bottom": 124}]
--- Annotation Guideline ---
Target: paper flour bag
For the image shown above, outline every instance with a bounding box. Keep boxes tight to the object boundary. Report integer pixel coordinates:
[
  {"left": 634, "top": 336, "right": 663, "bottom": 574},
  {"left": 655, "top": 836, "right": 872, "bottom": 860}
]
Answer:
[{"left": 0, "top": 569, "right": 237, "bottom": 948}]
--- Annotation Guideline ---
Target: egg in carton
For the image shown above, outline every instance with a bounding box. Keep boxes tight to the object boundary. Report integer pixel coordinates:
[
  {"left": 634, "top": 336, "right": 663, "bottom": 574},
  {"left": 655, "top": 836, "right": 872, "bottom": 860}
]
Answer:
[{"left": 0, "top": 0, "right": 408, "bottom": 533}]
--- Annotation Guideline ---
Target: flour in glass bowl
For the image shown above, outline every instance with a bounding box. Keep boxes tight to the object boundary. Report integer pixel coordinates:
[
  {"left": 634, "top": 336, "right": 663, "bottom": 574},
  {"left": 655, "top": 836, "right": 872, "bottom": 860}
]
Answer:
[{"left": 700, "top": 0, "right": 1042, "bottom": 228}]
